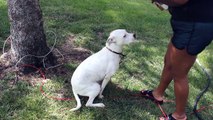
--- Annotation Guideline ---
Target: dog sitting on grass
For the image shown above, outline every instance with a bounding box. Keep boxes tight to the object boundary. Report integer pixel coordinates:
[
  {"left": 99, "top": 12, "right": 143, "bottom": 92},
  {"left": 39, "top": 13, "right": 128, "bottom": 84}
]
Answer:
[{"left": 70, "top": 29, "right": 136, "bottom": 111}]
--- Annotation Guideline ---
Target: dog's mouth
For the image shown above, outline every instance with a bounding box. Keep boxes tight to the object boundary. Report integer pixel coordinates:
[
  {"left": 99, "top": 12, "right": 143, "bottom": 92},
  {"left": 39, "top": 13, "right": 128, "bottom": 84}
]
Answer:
[
  {"left": 133, "top": 33, "right": 136, "bottom": 39},
  {"left": 132, "top": 33, "right": 137, "bottom": 42}
]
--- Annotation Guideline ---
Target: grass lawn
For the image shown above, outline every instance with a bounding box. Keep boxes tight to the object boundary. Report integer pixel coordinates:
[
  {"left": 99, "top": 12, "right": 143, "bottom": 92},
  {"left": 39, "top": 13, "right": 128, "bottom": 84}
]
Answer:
[{"left": 0, "top": 0, "right": 213, "bottom": 120}]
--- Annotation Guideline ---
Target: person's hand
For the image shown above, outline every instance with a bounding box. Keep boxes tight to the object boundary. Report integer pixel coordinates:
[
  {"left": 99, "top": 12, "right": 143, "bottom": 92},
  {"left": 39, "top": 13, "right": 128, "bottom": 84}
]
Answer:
[
  {"left": 154, "top": 2, "right": 165, "bottom": 10},
  {"left": 152, "top": 0, "right": 169, "bottom": 11}
]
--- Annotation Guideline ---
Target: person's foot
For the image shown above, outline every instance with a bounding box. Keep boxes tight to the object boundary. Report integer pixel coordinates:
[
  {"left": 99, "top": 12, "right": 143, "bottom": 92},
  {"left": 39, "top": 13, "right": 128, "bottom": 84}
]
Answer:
[
  {"left": 152, "top": 90, "right": 164, "bottom": 102},
  {"left": 172, "top": 113, "right": 187, "bottom": 120},
  {"left": 141, "top": 90, "right": 163, "bottom": 104}
]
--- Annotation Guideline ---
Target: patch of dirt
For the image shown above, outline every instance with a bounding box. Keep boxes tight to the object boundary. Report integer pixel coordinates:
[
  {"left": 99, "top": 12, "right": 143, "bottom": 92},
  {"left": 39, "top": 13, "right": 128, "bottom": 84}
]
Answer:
[{"left": 57, "top": 34, "right": 91, "bottom": 63}]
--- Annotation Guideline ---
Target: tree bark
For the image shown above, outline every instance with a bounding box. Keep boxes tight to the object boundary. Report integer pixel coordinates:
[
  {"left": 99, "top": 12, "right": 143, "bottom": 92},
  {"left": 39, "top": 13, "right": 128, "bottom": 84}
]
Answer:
[{"left": 7, "top": 0, "right": 55, "bottom": 72}]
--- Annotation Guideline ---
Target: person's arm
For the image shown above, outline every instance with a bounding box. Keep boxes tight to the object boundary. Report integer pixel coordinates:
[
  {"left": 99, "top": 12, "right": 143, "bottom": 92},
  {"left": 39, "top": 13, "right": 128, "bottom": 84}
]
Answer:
[{"left": 153, "top": 0, "right": 189, "bottom": 6}]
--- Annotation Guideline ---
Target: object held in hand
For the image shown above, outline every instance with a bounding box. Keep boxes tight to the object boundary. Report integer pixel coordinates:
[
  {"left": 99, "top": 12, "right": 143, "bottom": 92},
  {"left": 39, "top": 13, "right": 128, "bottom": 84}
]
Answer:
[{"left": 154, "top": 2, "right": 168, "bottom": 10}]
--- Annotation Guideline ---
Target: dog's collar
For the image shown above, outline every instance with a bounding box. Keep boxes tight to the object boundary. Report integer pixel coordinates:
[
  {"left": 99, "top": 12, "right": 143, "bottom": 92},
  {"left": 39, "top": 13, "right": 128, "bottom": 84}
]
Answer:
[{"left": 106, "top": 47, "right": 126, "bottom": 58}]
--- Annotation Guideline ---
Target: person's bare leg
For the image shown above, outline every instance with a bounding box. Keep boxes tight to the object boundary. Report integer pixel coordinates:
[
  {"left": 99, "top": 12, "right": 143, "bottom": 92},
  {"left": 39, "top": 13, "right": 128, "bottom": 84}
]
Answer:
[
  {"left": 156, "top": 42, "right": 196, "bottom": 119},
  {"left": 152, "top": 42, "right": 174, "bottom": 101},
  {"left": 171, "top": 44, "right": 196, "bottom": 119}
]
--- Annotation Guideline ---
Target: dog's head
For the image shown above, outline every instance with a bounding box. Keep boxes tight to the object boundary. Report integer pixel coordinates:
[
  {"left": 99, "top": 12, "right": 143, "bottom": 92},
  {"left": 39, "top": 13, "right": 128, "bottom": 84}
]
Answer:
[{"left": 107, "top": 29, "right": 136, "bottom": 46}]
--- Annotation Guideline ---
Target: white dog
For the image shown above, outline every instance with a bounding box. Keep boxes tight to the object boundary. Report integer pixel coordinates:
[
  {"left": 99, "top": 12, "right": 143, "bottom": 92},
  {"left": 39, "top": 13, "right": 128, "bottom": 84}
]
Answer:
[{"left": 70, "top": 29, "right": 136, "bottom": 111}]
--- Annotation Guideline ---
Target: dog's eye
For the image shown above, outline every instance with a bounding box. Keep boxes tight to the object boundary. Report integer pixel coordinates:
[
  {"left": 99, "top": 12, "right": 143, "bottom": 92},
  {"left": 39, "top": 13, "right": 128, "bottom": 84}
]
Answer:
[{"left": 123, "top": 34, "right": 127, "bottom": 38}]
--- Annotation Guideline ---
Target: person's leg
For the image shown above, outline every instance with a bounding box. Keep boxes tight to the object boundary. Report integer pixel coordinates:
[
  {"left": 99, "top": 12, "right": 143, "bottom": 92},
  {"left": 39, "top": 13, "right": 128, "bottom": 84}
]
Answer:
[
  {"left": 170, "top": 44, "right": 196, "bottom": 119},
  {"left": 152, "top": 20, "right": 194, "bottom": 101},
  {"left": 151, "top": 21, "right": 213, "bottom": 119},
  {"left": 170, "top": 22, "right": 213, "bottom": 119},
  {"left": 156, "top": 42, "right": 196, "bottom": 120},
  {"left": 152, "top": 42, "right": 174, "bottom": 101}
]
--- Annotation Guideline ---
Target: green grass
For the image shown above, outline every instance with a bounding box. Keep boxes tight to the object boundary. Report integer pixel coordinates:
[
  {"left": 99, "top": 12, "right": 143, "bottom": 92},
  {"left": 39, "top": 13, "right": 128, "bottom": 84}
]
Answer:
[
  {"left": 0, "top": 0, "right": 10, "bottom": 49},
  {"left": 0, "top": 0, "right": 213, "bottom": 120}
]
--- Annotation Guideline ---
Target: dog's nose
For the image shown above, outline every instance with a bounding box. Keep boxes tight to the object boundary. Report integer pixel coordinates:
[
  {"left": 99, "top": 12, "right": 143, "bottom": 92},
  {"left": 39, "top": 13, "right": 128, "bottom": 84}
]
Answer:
[{"left": 133, "top": 34, "right": 136, "bottom": 38}]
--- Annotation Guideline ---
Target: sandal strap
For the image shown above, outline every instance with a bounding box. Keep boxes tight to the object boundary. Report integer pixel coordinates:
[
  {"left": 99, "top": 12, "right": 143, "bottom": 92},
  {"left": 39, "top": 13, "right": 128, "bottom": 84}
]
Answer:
[
  {"left": 168, "top": 114, "right": 176, "bottom": 120},
  {"left": 167, "top": 114, "right": 187, "bottom": 120},
  {"left": 141, "top": 90, "right": 163, "bottom": 105}
]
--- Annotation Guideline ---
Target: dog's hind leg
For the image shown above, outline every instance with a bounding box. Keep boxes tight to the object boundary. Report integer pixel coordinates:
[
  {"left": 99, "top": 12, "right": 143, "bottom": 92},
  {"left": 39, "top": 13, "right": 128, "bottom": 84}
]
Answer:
[
  {"left": 70, "top": 90, "right": 82, "bottom": 111},
  {"left": 86, "top": 97, "right": 105, "bottom": 108},
  {"left": 85, "top": 83, "right": 105, "bottom": 108}
]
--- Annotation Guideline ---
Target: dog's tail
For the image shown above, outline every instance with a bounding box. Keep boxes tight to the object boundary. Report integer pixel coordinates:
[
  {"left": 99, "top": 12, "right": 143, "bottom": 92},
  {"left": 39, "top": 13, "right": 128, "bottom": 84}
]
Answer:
[{"left": 70, "top": 90, "right": 82, "bottom": 111}]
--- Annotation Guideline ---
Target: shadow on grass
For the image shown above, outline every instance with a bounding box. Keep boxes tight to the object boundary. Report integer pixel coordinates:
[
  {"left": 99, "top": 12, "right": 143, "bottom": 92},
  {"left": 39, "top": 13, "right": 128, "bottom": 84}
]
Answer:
[{"left": 51, "top": 80, "right": 169, "bottom": 120}]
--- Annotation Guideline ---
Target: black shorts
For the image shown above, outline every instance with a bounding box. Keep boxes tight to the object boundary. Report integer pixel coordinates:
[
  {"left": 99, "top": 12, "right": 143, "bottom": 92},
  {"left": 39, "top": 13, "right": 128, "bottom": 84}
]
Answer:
[{"left": 171, "top": 20, "right": 213, "bottom": 55}]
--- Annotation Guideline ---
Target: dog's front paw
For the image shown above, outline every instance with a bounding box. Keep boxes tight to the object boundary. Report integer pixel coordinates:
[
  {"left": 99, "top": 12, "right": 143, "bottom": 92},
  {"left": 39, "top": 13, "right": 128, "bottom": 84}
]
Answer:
[{"left": 99, "top": 94, "right": 104, "bottom": 99}]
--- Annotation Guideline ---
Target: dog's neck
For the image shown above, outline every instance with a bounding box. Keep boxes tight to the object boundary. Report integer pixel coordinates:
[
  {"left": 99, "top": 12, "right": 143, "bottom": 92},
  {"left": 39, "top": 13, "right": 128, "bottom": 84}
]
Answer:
[
  {"left": 105, "top": 43, "right": 123, "bottom": 53},
  {"left": 105, "top": 43, "right": 126, "bottom": 61}
]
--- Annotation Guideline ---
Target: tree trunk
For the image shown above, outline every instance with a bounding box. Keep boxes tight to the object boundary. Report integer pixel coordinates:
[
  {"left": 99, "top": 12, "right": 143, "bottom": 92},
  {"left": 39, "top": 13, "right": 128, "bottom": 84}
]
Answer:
[{"left": 7, "top": 0, "right": 55, "bottom": 73}]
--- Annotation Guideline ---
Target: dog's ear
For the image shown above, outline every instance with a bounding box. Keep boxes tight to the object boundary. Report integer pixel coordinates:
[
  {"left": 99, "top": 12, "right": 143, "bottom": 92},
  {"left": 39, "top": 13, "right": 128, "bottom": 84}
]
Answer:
[{"left": 107, "top": 37, "right": 116, "bottom": 45}]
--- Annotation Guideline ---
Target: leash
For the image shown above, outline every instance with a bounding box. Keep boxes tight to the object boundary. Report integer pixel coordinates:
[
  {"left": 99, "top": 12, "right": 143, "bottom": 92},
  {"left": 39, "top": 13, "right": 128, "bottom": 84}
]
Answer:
[
  {"left": 157, "top": 103, "right": 168, "bottom": 120},
  {"left": 19, "top": 64, "right": 74, "bottom": 101},
  {"left": 18, "top": 64, "right": 168, "bottom": 117},
  {"left": 157, "top": 59, "right": 213, "bottom": 120},
  {"left": 40, "top": 81, "right": 74, "bottom": 101},
  {"left": 192, "top": 59, "right": 212, "bottom": 120},
  {"left": 18, "top": 64, "right": 212, "bottom": 117}
]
